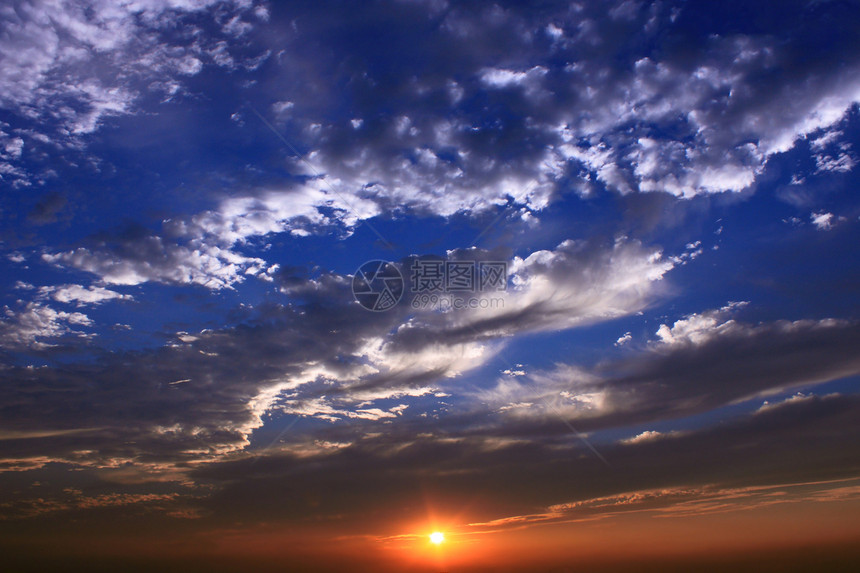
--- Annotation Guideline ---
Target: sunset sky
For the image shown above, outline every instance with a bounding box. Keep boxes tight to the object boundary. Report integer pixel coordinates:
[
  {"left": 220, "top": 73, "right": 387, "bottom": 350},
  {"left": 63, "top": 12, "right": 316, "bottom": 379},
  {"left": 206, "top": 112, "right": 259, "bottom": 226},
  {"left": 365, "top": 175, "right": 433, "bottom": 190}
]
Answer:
[{"left": 1, "top": 1, "right": 860, "bottom": 571}]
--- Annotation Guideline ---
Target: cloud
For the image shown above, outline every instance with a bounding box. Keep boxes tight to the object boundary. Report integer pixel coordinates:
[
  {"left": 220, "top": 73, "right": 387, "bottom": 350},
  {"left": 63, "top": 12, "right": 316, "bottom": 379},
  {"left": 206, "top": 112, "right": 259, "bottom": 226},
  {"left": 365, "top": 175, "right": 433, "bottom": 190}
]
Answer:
[
  {"left": 3, "top": 1, "right": 860, "bottom": 541},
  {"left": 35, "top": 284, "right": 133, "bottom": 306},
  {"left": 654, "top": 301, "right": 748, "bottom": 346},
  {"left": 0, "top": 124, "right": 27, "bottom": 183},
  {"left": 178, "top": 186, "right": 376, "bottom": 243},
  {"left": 3, "top": 236, "right": 677, "bottom": 479},
  {"left": 41, "top": 187, "right": 363, "bottom": 289},
  {"left": 180, "top": 391, "right": 860, "bottom": 532},
  {"left": 262, "top": 237, "right": 674, "bottom": 424},
  {"left": 479, "top": 66, "right": 549, "bottom": 101},
  {"left": 26, "top": 192, "right": 67, "bottom": 225},
  {"left": 503, "top": 238, "right": 673, "bottom": 330},
  {"left": 619, "top": 430, "right": 679, "bottom": 445},
  {"left": 811, "top": 211, "right": 835, "bottom": 231},
  {"left": 0, "top": 0, "right": 268, "bottom": 184},
  {"left": 2, "top": 0, "right": 858, "bottom": 228},
  {"left": 810, "top": 128, "right": 857, "bottom": 173},
  {"left": 28, "top": 0, "right": 860, "bottom": 291},
  {"left": 42, "top": 228, "right": 273, "bottom": 289},
  {"left": 475, "top": 306, "right": 860, "bottom": 433},
  {"left": 0, "top": 270, "right": 409, "bottom": 473},
  {"left": 274, "top": 237, "right": 673, "bottom": 419},
  {"left": 0, "top": 487, "right": 188, "bottom": 520},
  {"left": 220, "top": 0, "right": 860, "bottom": 219},
  {"left": 489, "top": 477, "right": 860, "bottom": 528},
  {"left": 615, "top": 332, "right": 632, "bottom": 346},
  {"left": 0, "top": 301, "right": 92, "bottom": 350},
  {"left": 2, "top": 289, "right": 859, "bottom": 539},
  {"left": 386, "top": 238, "right": 674, "bottom": 353}
]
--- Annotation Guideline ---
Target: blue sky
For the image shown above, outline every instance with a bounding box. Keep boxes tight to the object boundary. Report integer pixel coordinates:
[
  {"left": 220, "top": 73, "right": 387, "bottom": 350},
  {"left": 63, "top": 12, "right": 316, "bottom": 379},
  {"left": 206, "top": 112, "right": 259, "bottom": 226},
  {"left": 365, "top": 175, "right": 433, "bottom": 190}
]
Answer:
[{"left": 1, "top": 0, "right": 860, "bottom": 569}]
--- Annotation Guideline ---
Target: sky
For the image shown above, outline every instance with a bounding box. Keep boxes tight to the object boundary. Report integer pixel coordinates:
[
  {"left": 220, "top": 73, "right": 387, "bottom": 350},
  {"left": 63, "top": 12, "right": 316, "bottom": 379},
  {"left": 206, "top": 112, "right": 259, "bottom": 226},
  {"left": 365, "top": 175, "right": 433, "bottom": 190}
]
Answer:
[{"left": 1, "top": 0, "right": 860, "bottom": 571}]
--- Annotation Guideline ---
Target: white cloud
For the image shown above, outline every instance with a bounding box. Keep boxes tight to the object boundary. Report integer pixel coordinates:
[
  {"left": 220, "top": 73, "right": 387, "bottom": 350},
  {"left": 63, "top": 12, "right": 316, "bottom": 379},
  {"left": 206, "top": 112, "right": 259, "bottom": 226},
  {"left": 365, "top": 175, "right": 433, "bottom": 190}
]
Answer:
[
  {"left": 0, "top": 0, "right": 266, "bottom": 182},
  {"left": 502, "top": 365, "right": 527, "bottom": 376},
  {"left": 222, "top": 14, "right": 253, "bottom": 38},
  {"left": 0, "top": 302, "right": 92, "bottom": 349},
  {"left": 811, "top": 211, "right": 834, "bottom": 231},
  {"left": 756, "top": 392, "right": 816, "bottom": 414},
  {"left": 809, "top": 128, "right": 857, "bottom": 174},
  {"left": 621, "top": 430, "right": 670, "bottom": 445},
  {"left": 810, "top": 129, "right": 843, "bottom": 151},
  {"left": 480, "top": 66, "right": 548, "bottom": 89},
  {"left": 492, "top": 238, "right": 674, "bottom": 332},
  {"left": 475, "top": 364, "right": 605, "bottom": 421},
  {"left": 615, "top": 332, "right": 632, "bottom": 346},
  {"left": 37, "top": 284, "right": 133, "bottom": 306},
  {"left": 815, "top": 151, "right": 857, "bottom": 173},
  {"left": 43, "top": 237, "right": 271, "bottom": 290},
  {"left": 3, "top": 136, "right": 24, "bottom": 158},
  {"left": 0, "top": 125, "right": 27, "bottom": 181},
  {"left": 181, "top": 186, "right": 371, "bottom": 244},
  {"left": 655, "top": 302, "right": 748, "bottom": 347},
  {"left": 41, "top": 182, "right": 377, "bottom": 289},
  {"left": 471, "top": 13, "right": 859, "bottom": 199},
  {"left": 272, "top": 100, "right": 294, "bottom": 116}
]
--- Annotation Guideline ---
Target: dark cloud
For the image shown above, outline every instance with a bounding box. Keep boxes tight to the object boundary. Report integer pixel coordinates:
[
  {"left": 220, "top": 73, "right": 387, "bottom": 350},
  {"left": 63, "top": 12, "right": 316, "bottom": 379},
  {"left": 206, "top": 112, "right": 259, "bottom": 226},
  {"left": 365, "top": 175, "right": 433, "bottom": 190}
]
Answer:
[
  {"left": 26, "top": 192, "right": 67, "bottom": 225},
  {"left": 6, "top": 235, "right": 675, "bottom": 471},
  {"left": 4, "top": 295, "right": 858, "bottom": 542},
  {"left": 473, "top": 311, "right": 860, "bottom": 435},
  {"left": 0, "top": 289, "right": 402, "bottom": 469},
  {"left": 178, "top": 391, "right": 860, "bottom": 532}
]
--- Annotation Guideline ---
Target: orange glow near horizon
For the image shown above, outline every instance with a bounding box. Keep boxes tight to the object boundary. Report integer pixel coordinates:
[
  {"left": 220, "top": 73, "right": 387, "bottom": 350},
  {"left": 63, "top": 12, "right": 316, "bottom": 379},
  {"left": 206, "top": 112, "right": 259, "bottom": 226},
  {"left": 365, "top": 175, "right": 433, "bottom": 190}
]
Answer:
[
  {"left": 369, "top": 489, "right": 860, "bottom": 572},
  {"left": 11, "top": 495, "right": 860, "bottom": 573}
]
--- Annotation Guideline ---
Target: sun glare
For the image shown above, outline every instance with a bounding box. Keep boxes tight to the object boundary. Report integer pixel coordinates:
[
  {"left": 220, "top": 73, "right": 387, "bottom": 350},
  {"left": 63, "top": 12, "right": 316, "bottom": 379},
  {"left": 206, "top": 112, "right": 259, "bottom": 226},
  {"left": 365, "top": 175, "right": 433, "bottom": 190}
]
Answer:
[{"left": 429, "top": 531, "right": 445, "bottom": 544}]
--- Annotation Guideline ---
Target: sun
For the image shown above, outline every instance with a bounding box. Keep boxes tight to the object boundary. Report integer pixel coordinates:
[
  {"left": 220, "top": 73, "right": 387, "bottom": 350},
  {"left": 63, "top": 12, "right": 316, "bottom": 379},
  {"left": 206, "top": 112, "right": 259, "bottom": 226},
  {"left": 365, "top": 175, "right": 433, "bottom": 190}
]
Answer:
[{"left": 429, "top": 531, "right": 445, "bottom": 545}]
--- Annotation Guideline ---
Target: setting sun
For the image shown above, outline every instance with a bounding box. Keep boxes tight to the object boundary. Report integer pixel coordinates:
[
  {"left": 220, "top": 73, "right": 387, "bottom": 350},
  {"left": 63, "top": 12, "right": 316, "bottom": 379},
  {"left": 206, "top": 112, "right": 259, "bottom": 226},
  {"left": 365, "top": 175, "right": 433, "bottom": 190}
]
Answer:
[{"left": 429, "top": 532, "right": 445, "bottom": 545}]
